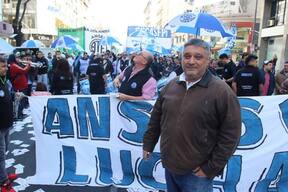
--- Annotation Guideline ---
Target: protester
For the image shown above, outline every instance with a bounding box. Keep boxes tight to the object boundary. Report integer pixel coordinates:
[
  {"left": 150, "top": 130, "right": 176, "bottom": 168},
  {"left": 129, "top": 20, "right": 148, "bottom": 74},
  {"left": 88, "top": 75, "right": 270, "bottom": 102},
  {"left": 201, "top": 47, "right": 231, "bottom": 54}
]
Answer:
[
  {"left": 260, "top": 60, "right": 275, "bottom": 96},
  {"left": 9, "top": 52, "right": 31, "bottom": 119},
  {"left": 232, "top": 54, "right": 264, "bottom": 96},
  {"left": 51, "top": 50, "right": 62, "bottom": 71},
  {"left": 24, "top": 52, "right": 37, "bottom": 96},
  {"left": 50, "top": 59, "right": 74, "bottom": 95},
  {"left": 275, "top": 61, "right": 288, "bottom": 94},
  {"left": 0, "top": 57, "right": 17, "bottom": 192},
  {"left": 208, "top": 59, "right": 218, "bottom": 76},
  {"left": 86, "top": 57, "right": 106, "bottom": 94},
  {"left": 219, "top": 53, "right": 236, "bottom": 87},
  {"left": 112, "top": 54, "right": 122, "bottom": 79},
  {"left": 143, "top": 39, "right": 241, "bottom": 192},
  {"left": 102, "top": 53, "right": 114, "bottom": 75},
  {"left": 49, "top": 51, "right": 62, "bottom": 87},
  {"left": 113, "top": 50, "right": 157, "bottom": 100},
  {"left": 173, "top": 56, "right": 183, "bottom": 76},
  {"left": 119, "top": 53, "right": 129, "bottom": 72},
  {"left": 236, "top": 52, "right": 249, "bottom": 71},
  {"left": 34, "top": 51, "right": 49, "bottom": 87},
  {"left": 74, "top": 52, "right": 89, "bottom": 93}
]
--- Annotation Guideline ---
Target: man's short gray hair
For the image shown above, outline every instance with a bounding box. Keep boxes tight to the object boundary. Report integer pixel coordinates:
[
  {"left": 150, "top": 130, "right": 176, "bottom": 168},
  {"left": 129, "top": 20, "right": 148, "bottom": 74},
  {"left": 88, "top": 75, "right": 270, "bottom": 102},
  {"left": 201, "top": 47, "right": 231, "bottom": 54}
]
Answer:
[{"left": 183, "top": 38, "right": 211, "bottom": 56}]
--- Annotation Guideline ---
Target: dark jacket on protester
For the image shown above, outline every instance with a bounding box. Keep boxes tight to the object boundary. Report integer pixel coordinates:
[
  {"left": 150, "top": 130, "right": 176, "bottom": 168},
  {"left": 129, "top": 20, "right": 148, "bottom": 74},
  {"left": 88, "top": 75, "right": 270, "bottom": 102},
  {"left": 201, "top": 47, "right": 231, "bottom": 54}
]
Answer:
[
  {"left": 51, "top": 72, "right": 73, "bottom": 95},
  {"left": 86, "top": 63, "right": 105, "bottom": 94},
  {"left": 0, "top": 78, "right": 13, "bottom": 130},
  {"left": 119, "top": 66, "right": 152, "bottom": 97},
  {"left": 143, "top": 71, "right": 241, "bottom": 179},
  {"left": 34, "top": 57, "right": 49, "bottom": 75}
]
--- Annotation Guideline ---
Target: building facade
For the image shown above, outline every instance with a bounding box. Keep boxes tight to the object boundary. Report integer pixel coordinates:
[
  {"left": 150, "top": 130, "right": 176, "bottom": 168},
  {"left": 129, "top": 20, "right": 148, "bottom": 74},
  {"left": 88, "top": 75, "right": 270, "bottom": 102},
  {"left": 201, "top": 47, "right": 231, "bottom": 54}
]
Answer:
[
  {"left": 0, "top": 0, "right": 2, "bottom": 20},
  {"left": 258, "top": 0, "right": 288, "bottom": 71},
  {"left": 2, "top": 0, "right": 90, "bottom": 46},
  {"left": 191, "top": 0, "right": 262, "bottom": 56}
]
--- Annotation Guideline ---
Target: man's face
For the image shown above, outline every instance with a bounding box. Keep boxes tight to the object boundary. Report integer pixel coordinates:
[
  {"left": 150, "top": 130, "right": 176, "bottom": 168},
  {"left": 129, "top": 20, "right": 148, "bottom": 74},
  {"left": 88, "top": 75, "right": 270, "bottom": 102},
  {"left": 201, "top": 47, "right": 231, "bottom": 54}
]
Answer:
[
  {"left": 182, "top": 45, "right": 209, "bottom": 79},
  {"left": 15, "top": 56, "right": 21, "bottom": 62},
  {"left": 249, "top": 59, "right": 258, "bottom": 67},
  {"left": 133, "top": 51, "right": 151, "bottom": 66},
  {"left": 284, "top": 64, "right": 288, "bottom": 72},
  {"left": 83, "top": 53, "right": 88, "bottom": 58},
  {"left": 219, "top": 57, "right": 229, "bottom": 64},
  {"left": 37, "top": 52, "right": 43, "bottom": 58},
  {"left": 265, "top": 63, "right": 273, "bottom": 72},
  {"left": 56, "top": 52, "right": 61, "bottom": 59},
  {"left": 0, "top": 62, "right": 7, "bottom": 76}
]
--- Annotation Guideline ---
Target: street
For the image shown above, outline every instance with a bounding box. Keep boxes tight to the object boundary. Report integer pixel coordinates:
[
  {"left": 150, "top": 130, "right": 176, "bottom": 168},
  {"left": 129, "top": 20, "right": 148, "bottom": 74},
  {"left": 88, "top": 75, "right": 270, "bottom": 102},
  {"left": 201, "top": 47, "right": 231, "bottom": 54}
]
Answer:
[{"left": 7, "top": 114, "right": 134, "bottom": 192}]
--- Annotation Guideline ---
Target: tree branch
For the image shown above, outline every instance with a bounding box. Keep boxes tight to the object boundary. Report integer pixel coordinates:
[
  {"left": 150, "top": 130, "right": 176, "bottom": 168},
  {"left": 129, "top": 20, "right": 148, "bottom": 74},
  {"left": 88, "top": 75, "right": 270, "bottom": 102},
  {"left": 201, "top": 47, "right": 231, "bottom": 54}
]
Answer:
[
  {"left": 13, "top": 0, "right": 22, "bottom": 25},
  {"left": 19, "top": 0, "right": 31, "bottom": 24}
]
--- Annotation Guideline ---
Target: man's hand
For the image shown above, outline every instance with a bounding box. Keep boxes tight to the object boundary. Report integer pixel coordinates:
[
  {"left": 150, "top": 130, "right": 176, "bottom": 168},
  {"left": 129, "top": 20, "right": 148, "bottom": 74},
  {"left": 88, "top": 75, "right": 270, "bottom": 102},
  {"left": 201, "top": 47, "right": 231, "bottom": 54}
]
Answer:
[
  {"left": 113, "top": 77, "right": 121, "bottom": 88},
  {"left": 194, "top": 167, "right": 207, "bottom": 178},
  {"left": 143, "top": 150, "right": 151, "bottom": 160},
  {"left": 118, "top": 93, "right": 129, "bottom": 100}
]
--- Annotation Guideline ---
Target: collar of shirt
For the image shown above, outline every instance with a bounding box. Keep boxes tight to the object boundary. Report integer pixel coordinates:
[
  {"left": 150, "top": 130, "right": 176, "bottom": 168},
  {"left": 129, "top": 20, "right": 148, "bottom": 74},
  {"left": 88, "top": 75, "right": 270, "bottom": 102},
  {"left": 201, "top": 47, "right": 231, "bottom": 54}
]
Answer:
[
  {"left": 179, "top": 73, "right": 202, "bottom": 90},
  {"left": 130, "top": 66, "right": 145, "bottom": 78}
]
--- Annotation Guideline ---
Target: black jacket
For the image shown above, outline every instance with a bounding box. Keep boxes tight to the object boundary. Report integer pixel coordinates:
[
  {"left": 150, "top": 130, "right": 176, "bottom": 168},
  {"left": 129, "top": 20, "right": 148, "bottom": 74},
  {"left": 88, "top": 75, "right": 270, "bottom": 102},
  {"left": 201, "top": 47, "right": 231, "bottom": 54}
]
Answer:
[
  {"left": 119, "top": 66, "right": 152, "bottom": 96},
  {"left": 0, "top": 78, "right": 13, "bottom": 130},
  {"left": 35, "top": 57, "right": 49, "bottom": 75},
  {"left": 51, "top": 73, "right": 73, "bottom": 95}
]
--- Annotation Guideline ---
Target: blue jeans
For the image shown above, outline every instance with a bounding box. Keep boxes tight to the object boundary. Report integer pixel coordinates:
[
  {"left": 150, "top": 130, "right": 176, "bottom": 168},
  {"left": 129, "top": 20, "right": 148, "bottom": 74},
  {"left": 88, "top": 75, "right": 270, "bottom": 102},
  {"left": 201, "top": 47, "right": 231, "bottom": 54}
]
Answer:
[
  {"left": 0, "top": 128, "right": 10, "bottom": 183},
  {"left": 165, "top": 169, "right": 213, "bottom": 192}
]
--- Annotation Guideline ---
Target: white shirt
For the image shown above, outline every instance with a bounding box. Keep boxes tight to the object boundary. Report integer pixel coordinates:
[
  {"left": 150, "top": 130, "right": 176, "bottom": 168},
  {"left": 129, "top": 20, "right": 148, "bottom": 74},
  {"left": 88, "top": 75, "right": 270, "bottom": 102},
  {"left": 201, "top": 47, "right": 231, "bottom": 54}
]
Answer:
[{"left": 179, "top": 73, "right": 201, "bottom": 90}]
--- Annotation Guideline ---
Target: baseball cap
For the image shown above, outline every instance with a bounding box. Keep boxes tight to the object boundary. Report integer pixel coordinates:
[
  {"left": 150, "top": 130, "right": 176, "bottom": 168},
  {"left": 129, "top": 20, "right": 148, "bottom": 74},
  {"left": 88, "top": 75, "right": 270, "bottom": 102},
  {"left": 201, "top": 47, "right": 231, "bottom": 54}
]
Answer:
[
  {"left": 263, "top": 60, "right": 271, "bottom": 65},
  {"left": 15, "top": 52, "right": 21, "bottom": 58}
]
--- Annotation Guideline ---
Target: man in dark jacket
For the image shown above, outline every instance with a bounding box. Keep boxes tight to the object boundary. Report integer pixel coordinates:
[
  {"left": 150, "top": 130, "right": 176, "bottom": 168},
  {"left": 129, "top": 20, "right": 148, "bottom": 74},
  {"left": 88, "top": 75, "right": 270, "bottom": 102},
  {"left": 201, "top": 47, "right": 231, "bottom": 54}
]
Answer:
[
  {"left": 232, "top": 54, "right": 264, "bottom": 96},
  {"left": 0, "top": 57, "right": 16, "bottom": 192},
  {"left": 219, "top": 53, "right": 237, "bottom": 87},
  {"left": 260, "top": 60, "right": 275, "bottom": 95},
  {"left": 34, "top": 51, "right": 49, "bottom": 87},
  {"left": 143, "top": 39, "right": 241, "bottom": 192},
  {"left": 86, "top": 58, "right": 106, "bottom": 94}
]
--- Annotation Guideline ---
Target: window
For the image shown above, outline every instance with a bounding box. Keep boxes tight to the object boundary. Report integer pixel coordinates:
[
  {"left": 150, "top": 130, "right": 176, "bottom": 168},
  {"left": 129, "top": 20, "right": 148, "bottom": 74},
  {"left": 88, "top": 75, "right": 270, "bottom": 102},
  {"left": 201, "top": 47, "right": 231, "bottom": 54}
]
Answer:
[{"left": 270, "top": 0, "right": 287, "bottom": 26}]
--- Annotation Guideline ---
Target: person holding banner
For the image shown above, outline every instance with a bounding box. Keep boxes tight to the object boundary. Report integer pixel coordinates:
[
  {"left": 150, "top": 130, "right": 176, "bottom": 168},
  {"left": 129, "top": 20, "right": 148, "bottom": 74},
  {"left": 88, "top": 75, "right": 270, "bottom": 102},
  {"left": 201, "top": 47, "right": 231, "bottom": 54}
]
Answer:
[
  {"left": 143, "top": 39, "right": 241, "bottom": 192},
  {"left": 113, "top": 50, "right": 156, "bottom": 100},
  {"left": 0, "top": 57, "right": 16, "bottom": 192}
]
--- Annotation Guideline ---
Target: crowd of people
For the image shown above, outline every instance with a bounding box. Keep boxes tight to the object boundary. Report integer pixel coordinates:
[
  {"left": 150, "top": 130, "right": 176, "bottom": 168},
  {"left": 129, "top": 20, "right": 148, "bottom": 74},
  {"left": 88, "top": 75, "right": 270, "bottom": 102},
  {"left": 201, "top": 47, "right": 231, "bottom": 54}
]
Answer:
[
  {"left": 1, "top": 46, "right": 288, "bottom": 120},
  {"left": 1, "top": 38, "right": 288, "bottom": 191}
]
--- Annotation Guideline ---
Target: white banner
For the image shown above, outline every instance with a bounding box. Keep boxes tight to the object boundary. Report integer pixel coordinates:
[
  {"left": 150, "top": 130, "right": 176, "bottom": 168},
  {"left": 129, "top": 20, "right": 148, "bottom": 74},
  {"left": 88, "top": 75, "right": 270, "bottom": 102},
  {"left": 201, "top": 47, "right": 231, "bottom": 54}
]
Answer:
[
  {"left": 126, "top": 26, "right": 172, "bottom": 55},
  {"left": 28, "top": 95, "right": 288, "bottom": 191},
  {"left": 85, "top": 28, "right": 109, "bottom": 54}
]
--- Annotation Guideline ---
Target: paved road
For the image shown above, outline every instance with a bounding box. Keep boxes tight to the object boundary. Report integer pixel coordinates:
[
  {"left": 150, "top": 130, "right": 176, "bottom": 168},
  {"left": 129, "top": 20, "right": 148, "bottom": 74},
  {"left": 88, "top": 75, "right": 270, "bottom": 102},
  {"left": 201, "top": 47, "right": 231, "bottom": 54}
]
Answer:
[{"left": 7, "top": 114, "right": 155, "bottom": 192}]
